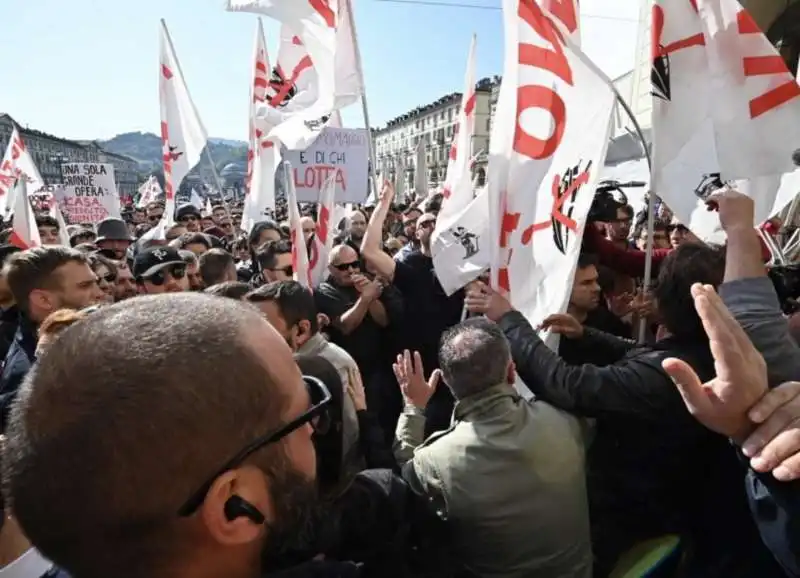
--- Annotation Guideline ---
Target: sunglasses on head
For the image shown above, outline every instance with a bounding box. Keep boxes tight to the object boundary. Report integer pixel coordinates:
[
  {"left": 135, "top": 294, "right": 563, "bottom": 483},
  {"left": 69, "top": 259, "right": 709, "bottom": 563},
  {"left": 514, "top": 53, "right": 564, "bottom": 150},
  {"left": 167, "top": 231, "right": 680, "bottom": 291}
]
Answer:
[
  {"left": 145, "top": 265, "right": 186, "bottom": 286},
  {"left": 177, "top": 375, "right": 331, "bottom": 517},
  {"left": 333, "top": 261, "right": 360, "bottom": 272}
]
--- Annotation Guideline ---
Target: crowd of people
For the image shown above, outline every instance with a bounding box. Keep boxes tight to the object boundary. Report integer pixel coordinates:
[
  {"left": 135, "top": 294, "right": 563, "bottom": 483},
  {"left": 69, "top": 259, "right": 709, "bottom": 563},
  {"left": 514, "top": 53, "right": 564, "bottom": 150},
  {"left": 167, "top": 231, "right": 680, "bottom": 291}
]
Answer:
[{"left": 0, "top": 183, "right": 797, "bottom": 578}]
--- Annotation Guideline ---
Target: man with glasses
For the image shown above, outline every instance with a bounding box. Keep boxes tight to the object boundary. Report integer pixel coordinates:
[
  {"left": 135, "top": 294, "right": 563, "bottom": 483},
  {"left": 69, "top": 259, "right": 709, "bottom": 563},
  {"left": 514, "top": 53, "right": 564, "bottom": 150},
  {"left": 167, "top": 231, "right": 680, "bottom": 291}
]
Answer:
[
  {"left": 256, "top": 240, "right": 294, "bottom": 284},
  {"left": 145, "top": 201, "right": 165, "bottom": 225},
  {"left": 133, "top": 246, "right": 189, "bottom": 294},
  {"left": 315, "top": 244, "right": 403, "bottom": 432},
  {"left": 176, "top": 205, "right": 202, "bottom": 233},
  {"left": 4, "top": 293, "right": 335, "bottom": 578}
]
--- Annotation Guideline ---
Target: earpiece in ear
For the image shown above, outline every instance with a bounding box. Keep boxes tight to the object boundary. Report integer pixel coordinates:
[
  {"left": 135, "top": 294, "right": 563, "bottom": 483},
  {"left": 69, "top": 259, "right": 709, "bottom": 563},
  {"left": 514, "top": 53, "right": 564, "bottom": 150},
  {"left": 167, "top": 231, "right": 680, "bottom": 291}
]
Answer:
[{"left": 223, "top": 495, "right": 265, "bottom": 525}]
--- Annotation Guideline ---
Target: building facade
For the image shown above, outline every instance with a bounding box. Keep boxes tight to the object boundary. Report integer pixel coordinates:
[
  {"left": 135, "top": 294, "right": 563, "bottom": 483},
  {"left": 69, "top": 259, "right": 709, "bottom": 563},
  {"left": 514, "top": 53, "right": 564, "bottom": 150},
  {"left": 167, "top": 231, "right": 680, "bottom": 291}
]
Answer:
[
  {"left": 0, "top": 114, "right": 142, "bottom": 197},
  {"left": 373, "top": 77, "right": 496, "bottom": 193}
]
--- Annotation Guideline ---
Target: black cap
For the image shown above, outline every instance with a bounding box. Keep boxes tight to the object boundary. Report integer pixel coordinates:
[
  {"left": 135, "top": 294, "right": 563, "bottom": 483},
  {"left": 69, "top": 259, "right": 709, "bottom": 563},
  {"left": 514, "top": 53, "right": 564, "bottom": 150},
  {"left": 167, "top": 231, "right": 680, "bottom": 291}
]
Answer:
[
  {"left": 176, "top": 204, "right": 202, "bottom": 221},
  {"left": 133, "top": 246, "right": 184, "bottom": 279},
  {"left": 96, "top": 218, "right": 134, "bottom": 243}
]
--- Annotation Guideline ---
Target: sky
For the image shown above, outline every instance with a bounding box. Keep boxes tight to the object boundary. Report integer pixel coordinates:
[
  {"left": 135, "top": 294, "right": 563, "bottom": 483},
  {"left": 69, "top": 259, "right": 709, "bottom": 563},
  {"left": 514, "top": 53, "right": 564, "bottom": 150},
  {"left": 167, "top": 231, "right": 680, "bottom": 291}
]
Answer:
[{"left": 0, "top": 0, "right": 643, "bottom": 142}]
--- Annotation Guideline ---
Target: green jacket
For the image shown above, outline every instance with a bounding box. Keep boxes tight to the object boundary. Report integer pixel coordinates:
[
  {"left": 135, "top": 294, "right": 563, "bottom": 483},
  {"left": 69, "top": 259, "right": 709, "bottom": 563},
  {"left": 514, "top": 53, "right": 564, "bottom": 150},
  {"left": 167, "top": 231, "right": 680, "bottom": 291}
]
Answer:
[{"left": 396, "top": 383, "right": 591, "bottom": 578}]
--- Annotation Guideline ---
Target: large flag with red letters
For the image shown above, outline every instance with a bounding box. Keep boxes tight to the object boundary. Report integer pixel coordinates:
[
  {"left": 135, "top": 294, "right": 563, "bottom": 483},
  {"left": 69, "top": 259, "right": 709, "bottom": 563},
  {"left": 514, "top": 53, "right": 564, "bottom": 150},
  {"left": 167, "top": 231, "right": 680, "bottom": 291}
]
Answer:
[
  {"left": 652, "top": 0, "right": 800, "bottom": 236},
  {"left": 487, "top": 0, "right": 615, "bottom": 343}
]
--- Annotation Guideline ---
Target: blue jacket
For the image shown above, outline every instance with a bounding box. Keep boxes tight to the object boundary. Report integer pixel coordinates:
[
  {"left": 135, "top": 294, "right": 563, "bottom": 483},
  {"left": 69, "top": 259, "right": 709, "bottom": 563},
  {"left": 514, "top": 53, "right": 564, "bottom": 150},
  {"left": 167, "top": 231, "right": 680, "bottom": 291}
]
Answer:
[{"left": 0, "top": 313, "right": 37, "bottom": 430}]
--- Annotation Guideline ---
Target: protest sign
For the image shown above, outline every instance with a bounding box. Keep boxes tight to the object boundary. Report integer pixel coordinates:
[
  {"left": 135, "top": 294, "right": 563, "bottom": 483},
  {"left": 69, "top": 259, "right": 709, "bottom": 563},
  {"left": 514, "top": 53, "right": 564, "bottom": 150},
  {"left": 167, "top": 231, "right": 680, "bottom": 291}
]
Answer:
[
  {"left": 59, "top": 163, "right": 121, "bottom": 223},
  {"left": 282, "top": 127, "right": 369, "bottom": 203}
]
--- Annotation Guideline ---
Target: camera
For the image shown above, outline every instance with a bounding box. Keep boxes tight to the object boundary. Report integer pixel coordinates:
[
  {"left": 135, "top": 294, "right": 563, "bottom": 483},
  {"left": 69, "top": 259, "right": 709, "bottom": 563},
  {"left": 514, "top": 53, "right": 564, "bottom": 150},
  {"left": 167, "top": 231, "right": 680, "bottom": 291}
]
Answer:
[
  {"left": 768, "top": 264, "right": 800, "bottom": 314},
  {"left": 694, "top": 173, "right": 726, "bottom": 201},
  {"left": 587, "top": 180, "right": 643, "bottom": 223}
]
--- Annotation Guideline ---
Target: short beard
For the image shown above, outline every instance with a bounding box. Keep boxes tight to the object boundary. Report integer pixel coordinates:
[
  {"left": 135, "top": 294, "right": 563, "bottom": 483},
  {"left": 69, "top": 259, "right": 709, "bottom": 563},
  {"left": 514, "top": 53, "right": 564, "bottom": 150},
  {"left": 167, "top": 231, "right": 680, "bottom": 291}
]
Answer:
[{"left": 260, "top": 462, "right": 328, "bottom": 572}]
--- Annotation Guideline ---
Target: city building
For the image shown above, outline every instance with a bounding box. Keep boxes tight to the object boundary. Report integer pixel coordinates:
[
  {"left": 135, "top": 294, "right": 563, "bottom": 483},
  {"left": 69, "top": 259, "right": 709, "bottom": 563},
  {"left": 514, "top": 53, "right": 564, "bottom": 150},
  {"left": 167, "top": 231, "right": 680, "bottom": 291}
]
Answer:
[
  {"left": 373, "top": 76, "right": 497, "bottom": 193},
  {"left": 80, "top": 141, "right": 140, "bottom": 198},
  {"left": 0, "top": 114, "right": 141, "bottom": 197}
]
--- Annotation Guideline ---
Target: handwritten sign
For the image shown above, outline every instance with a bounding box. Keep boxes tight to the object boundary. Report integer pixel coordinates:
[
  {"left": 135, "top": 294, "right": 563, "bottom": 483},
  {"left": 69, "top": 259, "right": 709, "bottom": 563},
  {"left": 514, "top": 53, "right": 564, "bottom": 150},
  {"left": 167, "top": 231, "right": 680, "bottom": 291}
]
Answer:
[
  {"left": 59, "top": 163, "right": 121, "bottom": 223},
  {"left": 282, "top": 127, "right": 369, "bottom": 203}
]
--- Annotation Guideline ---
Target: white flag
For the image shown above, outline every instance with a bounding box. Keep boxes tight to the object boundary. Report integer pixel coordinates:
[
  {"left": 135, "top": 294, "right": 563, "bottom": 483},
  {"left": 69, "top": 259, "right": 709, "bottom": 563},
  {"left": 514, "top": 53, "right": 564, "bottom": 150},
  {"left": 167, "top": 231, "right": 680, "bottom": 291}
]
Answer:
[
  {"left": 309, "top": 173, "right": 337, "bottom": 286},
  {"left": 433, "top": 35, "right": 478, "bottom": 267},
  {"left": 433, "top": 0, "right": 588, "bottom": 296},
  {"left": 48, "top": 191, "right": 71, "bottom": 247},
  {"left": 487, "top": 0, "right": 615, "bottom": 347},
  {"left": 244, "top": 18, "right": 279, "bottom": 232},
  {"left": 9, "top": 179, "right": 41, "bottom": 250},
  {"left": 543, "top": 0, "right": 580, "bottom": 43},
  {"left": 0, "top": 128, "right": 45, "bottom": 215},
  {"left": 190, "top": 187, "right": 203, "bottom": 209},
  {"left": 652, "top": 0, "right": 800, "bottom": 238},
  {"left": 159, "top": 20, "right": 208, "bottom": 225},
  {"left": 228, "top": 0, "right": 363, "bottom": 149},
  {"left": 285, "top": 162, "right": 312, "bottom": 288},
  {"left": 137, "top": 176, "right": 162, "bottom": 209}
]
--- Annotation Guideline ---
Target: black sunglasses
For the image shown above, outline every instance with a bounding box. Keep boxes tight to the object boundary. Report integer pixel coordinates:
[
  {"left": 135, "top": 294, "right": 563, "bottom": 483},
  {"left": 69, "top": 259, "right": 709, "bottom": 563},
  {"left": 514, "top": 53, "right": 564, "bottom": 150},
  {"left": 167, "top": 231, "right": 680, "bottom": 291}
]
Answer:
[
  {"left": 145, "top": 266, "right": 186, "bottom": 286},
  {"left": 98, "top": 272, "right": 116, "bottom": 284},
  {"left": 269, "top": 265, "right": 293, "bottom": 276},
  {"left": 180, "top": 215, "right": 199, "bottom": 223},
  {"left": 333, "top": 261, "right": 360, "bottom": 272},
  {"left": 177, "top": 375, "right": 331, "bottom": 517},
  {"left": 148, "top": 215, "right": 163, "bottom": 223}
]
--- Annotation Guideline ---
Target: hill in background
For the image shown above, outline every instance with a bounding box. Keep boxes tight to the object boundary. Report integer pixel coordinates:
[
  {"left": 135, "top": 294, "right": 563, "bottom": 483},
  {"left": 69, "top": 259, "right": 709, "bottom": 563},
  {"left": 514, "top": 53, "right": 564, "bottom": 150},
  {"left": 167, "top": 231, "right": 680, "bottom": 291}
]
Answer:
[{"left": 99, "top": 132, "right": 248, "bottom": 177}]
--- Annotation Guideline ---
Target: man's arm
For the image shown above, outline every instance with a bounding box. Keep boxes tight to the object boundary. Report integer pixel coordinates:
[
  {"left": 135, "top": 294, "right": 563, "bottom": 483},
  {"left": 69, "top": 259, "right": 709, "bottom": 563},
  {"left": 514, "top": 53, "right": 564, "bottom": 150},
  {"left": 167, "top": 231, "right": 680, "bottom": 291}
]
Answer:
[
  {"left": 716, "top": 192, "right": 800, "bottom": 386},
  {"left": 360, "top": 183, "right": 396, "bottom": 281},
  {"left": 498, "top": 310, "right": 683, "bottom": 420}
]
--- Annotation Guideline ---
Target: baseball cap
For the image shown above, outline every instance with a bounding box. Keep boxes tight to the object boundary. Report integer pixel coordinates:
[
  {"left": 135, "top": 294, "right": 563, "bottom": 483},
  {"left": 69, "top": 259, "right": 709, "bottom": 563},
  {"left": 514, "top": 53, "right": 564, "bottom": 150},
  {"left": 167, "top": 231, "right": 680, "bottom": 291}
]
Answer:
[{"left": 133, "top": 246, "right": 185, "bottom": 280}]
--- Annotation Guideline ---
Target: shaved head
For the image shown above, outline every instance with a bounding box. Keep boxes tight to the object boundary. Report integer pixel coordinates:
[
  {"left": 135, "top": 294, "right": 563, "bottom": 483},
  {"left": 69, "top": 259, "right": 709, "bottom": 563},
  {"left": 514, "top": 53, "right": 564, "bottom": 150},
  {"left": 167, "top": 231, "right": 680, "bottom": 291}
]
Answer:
[
  {"left": 328, "top": 244, "right": 358, "bottom": 266},
  {"left": 5, "top": 293, "right": 301, "bottom": 577}
]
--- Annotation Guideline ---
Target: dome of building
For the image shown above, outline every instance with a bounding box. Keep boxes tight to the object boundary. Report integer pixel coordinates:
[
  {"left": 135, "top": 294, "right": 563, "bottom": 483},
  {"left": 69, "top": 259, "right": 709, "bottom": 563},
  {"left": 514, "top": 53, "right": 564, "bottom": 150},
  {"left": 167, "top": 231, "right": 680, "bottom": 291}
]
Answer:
[{"left": 220, "top": 162, "right": 246, "bottom": 179}]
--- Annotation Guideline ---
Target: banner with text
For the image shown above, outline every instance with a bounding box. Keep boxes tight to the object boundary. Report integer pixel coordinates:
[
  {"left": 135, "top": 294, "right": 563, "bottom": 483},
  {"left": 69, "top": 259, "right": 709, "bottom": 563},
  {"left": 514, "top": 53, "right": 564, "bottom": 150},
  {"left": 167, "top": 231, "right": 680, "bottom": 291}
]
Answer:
[
  {"left": 283, "top": 128, "right": 368, "bottom": 203},
  {"left": 59, "top": 163, "right": 121, "bottom": 223}
]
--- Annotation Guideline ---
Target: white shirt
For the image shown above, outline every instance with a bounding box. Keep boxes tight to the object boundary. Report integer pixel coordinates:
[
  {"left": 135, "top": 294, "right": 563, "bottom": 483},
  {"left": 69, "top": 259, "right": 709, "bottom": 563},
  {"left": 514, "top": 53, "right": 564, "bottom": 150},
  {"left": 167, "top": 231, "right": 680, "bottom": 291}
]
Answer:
[{"left": 0, "top": 548, "right": 53, "bottom": 578}]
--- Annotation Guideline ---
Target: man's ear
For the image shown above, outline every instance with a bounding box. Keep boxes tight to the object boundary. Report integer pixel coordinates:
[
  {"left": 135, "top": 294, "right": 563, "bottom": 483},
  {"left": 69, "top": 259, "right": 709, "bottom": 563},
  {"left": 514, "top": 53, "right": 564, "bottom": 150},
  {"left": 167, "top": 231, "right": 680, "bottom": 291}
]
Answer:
[{"left": 28, "top": 288, "right": 53, "bottom": 315}]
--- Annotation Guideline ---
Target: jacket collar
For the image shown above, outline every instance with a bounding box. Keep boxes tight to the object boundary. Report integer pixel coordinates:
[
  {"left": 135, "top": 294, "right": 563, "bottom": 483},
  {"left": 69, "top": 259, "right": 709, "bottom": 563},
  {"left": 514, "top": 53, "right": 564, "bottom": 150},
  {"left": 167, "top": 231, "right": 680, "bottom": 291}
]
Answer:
[
  {"left": 453, "top": 382, "right": 520, "bottom": 421},
  {"left": 297, "top": 333, "right": 327, "bottom": 357}
]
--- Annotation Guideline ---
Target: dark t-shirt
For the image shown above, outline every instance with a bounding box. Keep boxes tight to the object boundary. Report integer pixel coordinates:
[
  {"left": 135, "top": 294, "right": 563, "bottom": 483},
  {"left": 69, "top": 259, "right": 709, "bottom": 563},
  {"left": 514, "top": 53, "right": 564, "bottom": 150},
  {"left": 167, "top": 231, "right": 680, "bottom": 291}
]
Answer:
[
  {"left": 314, "top": 280, "right": 403, "bottom": 377},
  {"left": 392, "top": 251, "right": 465, "bottom": 372}
]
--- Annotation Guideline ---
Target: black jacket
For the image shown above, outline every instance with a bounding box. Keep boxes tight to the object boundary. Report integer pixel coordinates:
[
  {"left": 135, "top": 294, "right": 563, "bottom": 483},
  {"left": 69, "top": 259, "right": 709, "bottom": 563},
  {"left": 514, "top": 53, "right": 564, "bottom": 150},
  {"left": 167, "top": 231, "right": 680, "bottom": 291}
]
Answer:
[
  {"left": 0, "top": 313, "right": 37, "bottom": 429},
  {"left": 498, "top": 310, "right": 785, "bottom": 578}
]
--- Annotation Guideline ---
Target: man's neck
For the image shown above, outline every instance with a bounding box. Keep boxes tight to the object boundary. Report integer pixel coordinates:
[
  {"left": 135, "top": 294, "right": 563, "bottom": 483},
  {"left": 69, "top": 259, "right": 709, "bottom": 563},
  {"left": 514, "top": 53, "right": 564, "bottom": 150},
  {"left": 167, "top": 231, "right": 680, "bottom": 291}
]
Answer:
[{"left": 567, "top": 304, "right": 588, "bottom": 324}]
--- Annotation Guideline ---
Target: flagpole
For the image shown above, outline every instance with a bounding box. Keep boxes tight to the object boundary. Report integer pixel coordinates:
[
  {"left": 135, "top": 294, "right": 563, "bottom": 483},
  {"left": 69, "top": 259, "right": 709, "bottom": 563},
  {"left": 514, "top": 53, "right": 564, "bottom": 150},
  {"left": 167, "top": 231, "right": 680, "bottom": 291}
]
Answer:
[
  {"left": 343, "top": 0, "right": 379, "bottom": 199},
  {"left": 608, "top": 86, "right": 654, "bottom": 343},
  {"left": 204, "top": 146, "right": 233, "bottom": 214}
]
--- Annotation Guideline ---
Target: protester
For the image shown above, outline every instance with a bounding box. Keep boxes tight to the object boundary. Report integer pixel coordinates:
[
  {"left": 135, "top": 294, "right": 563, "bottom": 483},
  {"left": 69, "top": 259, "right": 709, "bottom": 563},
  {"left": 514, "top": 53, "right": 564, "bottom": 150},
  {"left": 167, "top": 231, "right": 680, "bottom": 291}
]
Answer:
[{"left": 5, "top": 294, "right": 333, "bottom": 578}]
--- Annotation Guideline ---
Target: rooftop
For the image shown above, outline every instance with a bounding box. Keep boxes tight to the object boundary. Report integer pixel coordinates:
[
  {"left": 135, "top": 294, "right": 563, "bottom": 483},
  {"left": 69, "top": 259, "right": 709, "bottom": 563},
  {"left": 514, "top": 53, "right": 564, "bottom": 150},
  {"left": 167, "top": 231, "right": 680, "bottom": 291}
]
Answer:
[{"left": 373, "top": 76, "right": 500, "bottom": 134}]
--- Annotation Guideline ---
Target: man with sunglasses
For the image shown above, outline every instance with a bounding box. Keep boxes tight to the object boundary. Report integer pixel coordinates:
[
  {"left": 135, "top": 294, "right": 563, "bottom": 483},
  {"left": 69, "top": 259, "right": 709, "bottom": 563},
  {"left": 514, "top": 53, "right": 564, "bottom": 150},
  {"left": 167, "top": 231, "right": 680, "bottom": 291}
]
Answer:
[
  {"left": 256, "top": 240, "right": 294, "bottom": 284},
  {"left": 176, "top": 205, "right": 202, "bottom": 233},
  {"left": 145, "top": 201, "right": 165, "bottom": 225},
  {"left": 133, "top": 246, "right": 189, "bottom": 294},
  {"left": 5, "top": 293, "right": 340, "bottom": 578}
]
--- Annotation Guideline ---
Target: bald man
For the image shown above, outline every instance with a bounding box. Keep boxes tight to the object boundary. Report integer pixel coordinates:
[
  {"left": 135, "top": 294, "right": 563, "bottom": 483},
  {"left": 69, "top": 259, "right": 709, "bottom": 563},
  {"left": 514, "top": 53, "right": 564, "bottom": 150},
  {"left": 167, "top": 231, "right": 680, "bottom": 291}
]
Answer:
[
  {"left": 300, "top": 216, "right": 316, "bottom": 245},
  {"left": 5, "top": 293, "right": 338, "bottom": 578}
]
